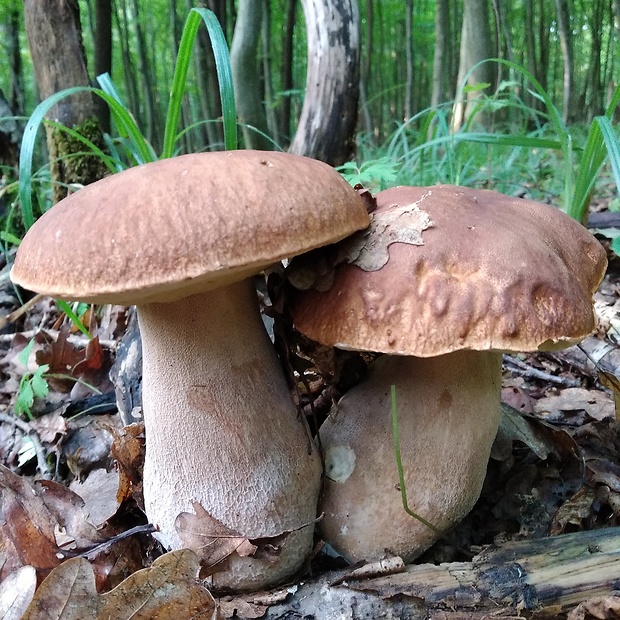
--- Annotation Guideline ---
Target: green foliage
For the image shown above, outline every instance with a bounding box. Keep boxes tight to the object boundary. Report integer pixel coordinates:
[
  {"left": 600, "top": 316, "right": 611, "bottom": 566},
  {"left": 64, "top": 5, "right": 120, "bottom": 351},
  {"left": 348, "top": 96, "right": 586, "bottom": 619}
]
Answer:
[
  {"left": 344, "top": 59, "right": 620, "bottom": 228},
  {"left": 15, "top": 340, "right": 49, "bottom": 420},
  {"left": 17, "top": 7, "right": 236, "bottom": 232}
]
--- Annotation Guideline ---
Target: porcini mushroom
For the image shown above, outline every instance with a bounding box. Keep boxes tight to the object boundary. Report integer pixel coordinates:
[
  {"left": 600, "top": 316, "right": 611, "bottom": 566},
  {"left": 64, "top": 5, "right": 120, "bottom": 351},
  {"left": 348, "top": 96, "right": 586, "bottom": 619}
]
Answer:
[
  {"left": 10, "top": 150, "right": 370, "bottom": 590},
  {"left": 290, "top": 185, "right": 606, "bottom": 563}
]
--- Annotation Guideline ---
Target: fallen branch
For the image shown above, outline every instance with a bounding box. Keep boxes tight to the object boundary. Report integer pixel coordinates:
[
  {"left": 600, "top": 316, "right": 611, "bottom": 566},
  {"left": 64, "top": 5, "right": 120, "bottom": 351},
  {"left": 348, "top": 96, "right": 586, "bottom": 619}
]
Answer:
[{"left": 225, "top": 527, "right": 620, "bottom": 619}]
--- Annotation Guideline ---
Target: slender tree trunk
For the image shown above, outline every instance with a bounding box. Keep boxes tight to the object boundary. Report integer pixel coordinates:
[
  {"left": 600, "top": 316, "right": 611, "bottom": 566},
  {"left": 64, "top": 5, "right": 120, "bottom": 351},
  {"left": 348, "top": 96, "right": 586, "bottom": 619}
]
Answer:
[
  {"left": 116, "top": 0, "right": 141, "bottom": 127},
  {"left": 230, "top": 0, "right": 272, "bottom": 150},
  {"left": 278, "top": 0, "right": 297, "bottom": 146},
  {"left": 261, "top": 0, "right": 278, "bottom": 142},
  {"left": 554, "top": 0, "right": 575, "bottom": 123},
  {"left": 23, "top": 0, "right": 107, "bottom": 202},
  {"left": 538, "top": 0, "right": 549, "bottom": 94},
  {"left": 404, "top": 0, "right": 414, "bottom": 120},
  {"left": 289, "top": 0, "right": 361, "bottom": 166},
  {"left": 524, "top": 0, "right": 541, "bottom": 113},
  {"left": 453, "top": 0, "right": 494, "bottom": 130},
  {"left": 131, "top": 0, "right": 160, "bottom": 148},
  {"left": 358, "top": 0, "right": 373, "bottom": 136},
  {"left": 431, "top": 0, "right": 450, "bottom": 108},
  {"left": 5, "top": 0, "right": 24, "bottom": 116},
  {"left": 94, "top": 0, "right": 112, "bottom": 132}
]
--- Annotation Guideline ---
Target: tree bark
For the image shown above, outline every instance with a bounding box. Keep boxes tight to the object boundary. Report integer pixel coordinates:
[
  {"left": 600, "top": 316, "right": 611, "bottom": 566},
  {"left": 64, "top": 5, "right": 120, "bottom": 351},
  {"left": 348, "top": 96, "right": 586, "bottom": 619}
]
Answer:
[
  {"left": 230, "top": 0, "right": 273, "bottom": 150},
  {"left": 404, "top": 0, "right": 414, "bottom": 120},
  {"left": 452, "top": 0, "right": 494, "bottom": 130},
  {"left": 431, "top": 0, "right": 450, "bottom": 108},
  {"left": 554, "top": 0, "right": 575, "bottom": 123},
  {"left": 94, "top": 0, "right": 112, "bottom": 133},
  {"left": 23, "top": 0, "right": 107, "bottom": 203},
  {"left": 289, "top": 0, "right": 360, "bottom": 166},
  {"left": 278, "top": 0, "right": 297, "bottom": 146}
]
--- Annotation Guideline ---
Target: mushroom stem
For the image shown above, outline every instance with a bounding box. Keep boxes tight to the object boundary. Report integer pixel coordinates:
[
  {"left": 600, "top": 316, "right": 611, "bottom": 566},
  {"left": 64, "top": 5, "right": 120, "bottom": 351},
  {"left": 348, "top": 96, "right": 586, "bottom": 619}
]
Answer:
[
  {"left": 138, "top": 278, "right": 322, "bottom": 590},
  {"left": 319, "top": 350, "right": 502, "bottom": 563}
]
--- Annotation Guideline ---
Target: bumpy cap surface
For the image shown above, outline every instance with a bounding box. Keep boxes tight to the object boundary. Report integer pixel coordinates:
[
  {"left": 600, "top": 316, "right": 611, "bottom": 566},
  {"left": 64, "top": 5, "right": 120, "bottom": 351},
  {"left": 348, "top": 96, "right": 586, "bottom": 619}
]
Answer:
[
  {"left": 291, "top": 185, "right": 607, "bottom": 356},
  {"left": 11, "top": 151, "right": 370, "bottom": 304}
]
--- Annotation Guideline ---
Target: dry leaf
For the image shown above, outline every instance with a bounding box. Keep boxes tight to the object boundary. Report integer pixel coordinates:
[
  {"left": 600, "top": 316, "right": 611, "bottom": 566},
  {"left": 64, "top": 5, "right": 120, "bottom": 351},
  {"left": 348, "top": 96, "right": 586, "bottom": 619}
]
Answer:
[
  {"left": 110, "top": 423, "right": 145, "bottom": 508},
  {"left": 69, "top": 468, "right": 121, "bottom": 527},
  {"left": 176, "top": 503, "right": 258, "bottom": 571},
  {"left": 21, "top": 550, "right": 215, "bottom": 620},
  {"left": 599, "top": 371, "right": 620, "bottom": 423},
  {"left": 0, "top": 565, "right": 37, "bottom": 620},
  {"left": 534, "top": 388, "right": 615, "bottom": 423},
  {"left": 568, "top": 594, "right": 620, "bottom": 619},
  {"left": 0, "top": 464, "right": 65, "bottom": 580}
]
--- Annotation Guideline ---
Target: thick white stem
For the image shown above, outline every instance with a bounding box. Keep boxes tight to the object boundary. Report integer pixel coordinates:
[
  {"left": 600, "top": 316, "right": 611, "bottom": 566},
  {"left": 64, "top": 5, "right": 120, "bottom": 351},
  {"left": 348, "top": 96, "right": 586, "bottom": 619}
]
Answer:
[
  {"left": 138, "top": 279, "right": 322, "bottom": 590},
  {"left": 319, "top": 350, "right": 502, "bottom": 563}
]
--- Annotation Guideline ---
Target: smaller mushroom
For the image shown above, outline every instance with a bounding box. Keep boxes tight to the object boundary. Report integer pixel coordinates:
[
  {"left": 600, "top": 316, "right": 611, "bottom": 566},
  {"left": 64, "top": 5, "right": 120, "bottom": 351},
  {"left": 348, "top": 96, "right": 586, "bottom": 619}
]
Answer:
[{"left": 290, "top": 185, "right": 606, "bottom": 563}]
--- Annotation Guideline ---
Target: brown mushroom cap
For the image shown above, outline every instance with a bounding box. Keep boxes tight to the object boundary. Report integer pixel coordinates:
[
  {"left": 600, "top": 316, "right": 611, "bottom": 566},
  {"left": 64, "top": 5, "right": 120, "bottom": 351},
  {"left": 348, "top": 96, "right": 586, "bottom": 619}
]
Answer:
[
  {"left": 291, "top": 185, "right": 607, "bottom": 357},
  {"left": 11, "top": 151, "right": 369, "bottom": 305}
]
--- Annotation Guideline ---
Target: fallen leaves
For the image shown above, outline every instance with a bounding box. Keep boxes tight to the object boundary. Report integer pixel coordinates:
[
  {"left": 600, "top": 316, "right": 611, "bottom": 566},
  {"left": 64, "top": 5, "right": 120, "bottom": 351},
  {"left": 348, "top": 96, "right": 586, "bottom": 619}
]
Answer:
[{"left": 19, "top": 550, "right": 215, "bottom": 620}]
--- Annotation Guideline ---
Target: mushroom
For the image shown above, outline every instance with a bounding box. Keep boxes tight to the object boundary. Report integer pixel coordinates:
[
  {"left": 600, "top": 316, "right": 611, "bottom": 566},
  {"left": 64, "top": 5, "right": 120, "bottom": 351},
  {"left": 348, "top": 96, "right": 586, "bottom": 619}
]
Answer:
[
  {"left": 289, "top": 185, "right": 606, "bottom": 563},
  {"left": 10, "top": 150, "right": 370, "bottom": 590}
]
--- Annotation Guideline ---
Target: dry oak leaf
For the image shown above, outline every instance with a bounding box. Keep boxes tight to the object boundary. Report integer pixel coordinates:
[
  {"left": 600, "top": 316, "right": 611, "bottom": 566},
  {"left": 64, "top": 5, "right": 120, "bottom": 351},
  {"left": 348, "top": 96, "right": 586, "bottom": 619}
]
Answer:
[
  {"left": 176, "top": 503, "right": 293, "bottom": 576},
  {"left": 21, "top": 549, "right": 216, "bottom": 620},
  {"left": 0, "top": 565, "right": 37, "bottom": 620},
  {"left": 568, "top": 594, "right": 620, "bottom": 619}
]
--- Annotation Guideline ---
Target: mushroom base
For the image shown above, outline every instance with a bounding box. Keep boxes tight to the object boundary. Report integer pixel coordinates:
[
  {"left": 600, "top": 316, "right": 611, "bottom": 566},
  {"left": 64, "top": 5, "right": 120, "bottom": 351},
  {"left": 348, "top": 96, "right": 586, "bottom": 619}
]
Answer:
[
  {"left": 138, "top": 279, "right": 322, "bottom": 591},
  {"left": 319, "top": 350, "right": 502, "bottom": 563}
]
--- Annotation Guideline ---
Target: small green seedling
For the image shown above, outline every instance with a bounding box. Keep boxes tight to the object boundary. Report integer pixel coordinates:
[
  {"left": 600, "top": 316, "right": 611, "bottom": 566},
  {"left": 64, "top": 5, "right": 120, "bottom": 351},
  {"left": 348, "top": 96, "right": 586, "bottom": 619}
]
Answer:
[
  {"left": 391, "top": 384, "right": 442, "bottom": 534},
  {"left": 15, "top": 339, "right": 49, "bottom": 420}
]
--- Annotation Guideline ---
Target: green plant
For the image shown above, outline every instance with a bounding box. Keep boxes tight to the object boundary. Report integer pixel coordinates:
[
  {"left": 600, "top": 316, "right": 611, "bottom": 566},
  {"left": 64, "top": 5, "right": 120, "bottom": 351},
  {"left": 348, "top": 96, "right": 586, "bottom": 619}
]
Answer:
[
  {"left": 17, "top": 7, "right": 237, "bottom": 233},
  {"left": 391, "top": 384, "right": 441, "bottom": 534},
  {"left": 15, "top": 339, "right": 49, "bottom": 420}
]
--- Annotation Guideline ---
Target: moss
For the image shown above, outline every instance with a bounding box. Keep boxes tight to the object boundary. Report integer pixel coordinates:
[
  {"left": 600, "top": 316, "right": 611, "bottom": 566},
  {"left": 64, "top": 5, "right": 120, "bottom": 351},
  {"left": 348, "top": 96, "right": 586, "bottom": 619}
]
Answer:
[{"left": 48, "top": 117, "right": 109, "bottom": 203}]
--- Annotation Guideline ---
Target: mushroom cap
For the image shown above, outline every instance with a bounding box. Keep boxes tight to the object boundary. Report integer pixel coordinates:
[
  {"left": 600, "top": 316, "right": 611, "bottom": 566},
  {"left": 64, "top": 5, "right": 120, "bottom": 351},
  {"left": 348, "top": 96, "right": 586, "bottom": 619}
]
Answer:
[
  {"left": 11, "top": 151, "right": 370, "bottom": 305},
  {"left": 291, "top": 185, "right": 607, "bottom": 357}
]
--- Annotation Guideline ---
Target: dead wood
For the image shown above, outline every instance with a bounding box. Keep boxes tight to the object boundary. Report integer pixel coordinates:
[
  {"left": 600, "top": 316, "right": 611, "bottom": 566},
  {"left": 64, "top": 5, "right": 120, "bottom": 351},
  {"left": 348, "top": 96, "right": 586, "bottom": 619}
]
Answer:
[{"left": 227, "top": 527, "right": 620, "bottom": 619}]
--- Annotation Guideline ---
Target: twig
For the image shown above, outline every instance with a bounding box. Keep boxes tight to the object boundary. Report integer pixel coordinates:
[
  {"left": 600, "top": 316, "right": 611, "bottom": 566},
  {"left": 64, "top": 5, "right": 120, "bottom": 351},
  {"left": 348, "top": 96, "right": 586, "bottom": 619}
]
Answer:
[
  {"left": 503, "top": 354, "right": 582, "bottom": 387},
  {"left": 0, "top": 412, "right": 53, "bottom": 479},
  {"left": 0, "top": 293, "right": 46, "bottom": 331},
  {"left": 0, "top": 328, "right": 117, "bottom": 350}
]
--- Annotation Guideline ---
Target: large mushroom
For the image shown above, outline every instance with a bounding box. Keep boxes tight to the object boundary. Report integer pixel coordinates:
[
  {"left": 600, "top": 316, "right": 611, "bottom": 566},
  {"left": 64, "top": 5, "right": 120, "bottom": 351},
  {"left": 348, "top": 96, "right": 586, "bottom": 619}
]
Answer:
[
  {"left": 10, "top": 150, "right": 370, "bottom": 590},
  {"left": 290, "top": 185, "right": 606, "bottom": 563}
]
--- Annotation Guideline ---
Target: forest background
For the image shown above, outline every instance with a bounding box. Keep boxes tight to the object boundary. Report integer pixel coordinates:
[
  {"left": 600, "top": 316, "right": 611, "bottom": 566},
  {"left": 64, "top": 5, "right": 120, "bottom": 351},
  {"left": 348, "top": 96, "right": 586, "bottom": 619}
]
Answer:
[{"left": 0, "top": 0, "right": 619, "bottom": 222}]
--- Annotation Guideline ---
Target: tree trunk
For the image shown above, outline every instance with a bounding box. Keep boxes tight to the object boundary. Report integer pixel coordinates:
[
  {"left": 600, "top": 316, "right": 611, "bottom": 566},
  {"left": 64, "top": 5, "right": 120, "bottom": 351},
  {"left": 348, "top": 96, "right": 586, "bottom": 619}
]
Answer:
[
  {"left": 404, "top": 0, "right": 414, "bottom": 120},
  {"left": 131, "top": 0, "right": 161, "bottom": 149},
  {"left": 452, "top": 0, "right": 494, "bottom": 130},
  {"left": 554, "top": 0, "right": 575, "bottom": 123},
  {"left": 431, "top": 0, "right": 450, "bottom": 108},
  {"left": 278, "top": 0, "right": 297, "bottom": 146},
  {"left": 94, "top": 0, "right": 112, "bottom": 133},
  {"left": 524, "top": 0, "right": 541, "bottom": 114},
  {"left": 289, "top": 0, "right": 360, "bottom": 166},
  {"left": 5, "top": 0, "right": 24, "bottom": 116},
  {"left": 230, "top": 0, "right": 272, "bottom": 150},
  {"left": 23, "top": 0, "right": 107, "bottom": 203},
  {"left": 261, "top": 0, "right": 279, "bottom": 142}
]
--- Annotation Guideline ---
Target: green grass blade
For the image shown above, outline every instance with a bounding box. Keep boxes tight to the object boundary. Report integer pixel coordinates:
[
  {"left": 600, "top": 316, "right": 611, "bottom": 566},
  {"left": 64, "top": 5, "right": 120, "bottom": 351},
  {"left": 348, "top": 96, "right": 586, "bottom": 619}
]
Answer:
[
  {"left": 391, "top": 385, "right": 442, "bottom": 534},
  {"left": 55, "top": 300, "right": 91, "bottom": 339},
  {"left": 95, "top": 75, "right": 157, "bottom": 164},
  {"left": 19, "top": 86, "right": 89, "bottom": 229},
  {"left": 162, "top": 8, "right": 236, "bottom": 158}
]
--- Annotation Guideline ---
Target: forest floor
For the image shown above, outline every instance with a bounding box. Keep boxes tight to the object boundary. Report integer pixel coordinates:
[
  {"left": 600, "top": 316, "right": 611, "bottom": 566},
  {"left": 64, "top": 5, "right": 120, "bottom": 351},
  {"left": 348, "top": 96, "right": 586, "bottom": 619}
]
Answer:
[{"left": 1, "top": 207, "right": 620, "bottom": 618}]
